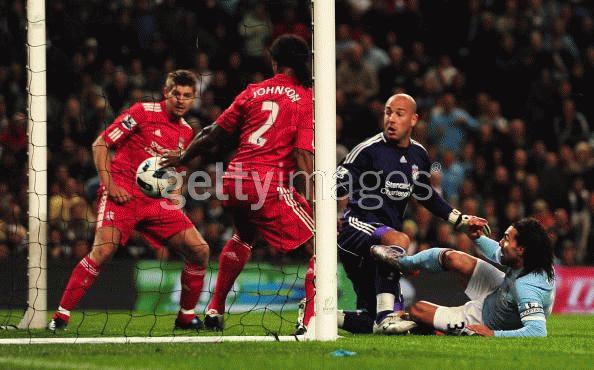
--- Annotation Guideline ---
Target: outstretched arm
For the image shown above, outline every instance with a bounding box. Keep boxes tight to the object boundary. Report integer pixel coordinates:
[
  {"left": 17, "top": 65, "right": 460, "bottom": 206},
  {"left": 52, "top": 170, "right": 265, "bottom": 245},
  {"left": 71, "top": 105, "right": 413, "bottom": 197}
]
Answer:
[
  {"left": 161, "top": 124, "right": 229, "bottom": 167},
  {"left": 473, "top": 236, "right": 502, "bottom": 264},
  {"left": 413, "top": 174, "right": 490, "bottom": 236}
]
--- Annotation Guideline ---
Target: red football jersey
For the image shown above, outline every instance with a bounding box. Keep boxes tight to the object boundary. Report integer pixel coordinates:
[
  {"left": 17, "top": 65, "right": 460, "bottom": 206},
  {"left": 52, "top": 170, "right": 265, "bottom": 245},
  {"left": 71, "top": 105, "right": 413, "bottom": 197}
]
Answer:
[
  {"left": 101, "top": 101, "right": 194, "bottom": 196},
  {"left": 216, "top": 74, "right": 313, "bottom": 185}
]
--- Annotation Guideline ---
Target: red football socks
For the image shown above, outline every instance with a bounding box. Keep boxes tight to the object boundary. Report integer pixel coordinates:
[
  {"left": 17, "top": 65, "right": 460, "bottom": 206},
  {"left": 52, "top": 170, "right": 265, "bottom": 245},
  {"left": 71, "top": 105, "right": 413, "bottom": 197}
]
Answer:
[
  {"left": 178, "top": 262, "right": 206, "bottom": 322},
  {"left": 303, "top": 257, "right": 315, "bottom": 326},
  {"left": 55, "top": 255, "right": 100, "bottom": 321},
  {"left": 207, "top": 235, "right": 252, "bottom": 313}
]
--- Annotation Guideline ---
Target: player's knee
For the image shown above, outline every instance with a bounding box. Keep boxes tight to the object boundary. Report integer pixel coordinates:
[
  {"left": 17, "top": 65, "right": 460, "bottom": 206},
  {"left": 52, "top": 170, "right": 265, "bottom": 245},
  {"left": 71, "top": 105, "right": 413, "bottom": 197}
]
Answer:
[
  {"left": 187, "top": 242, "right": 209, "bottom": 266},
  {"left": 380, "top": 230, "right": 410, "bottom": 249},
  {"left": 397, "top": 232, "right": 410, "bottom": 249},
  {"left": 442, "top": 250, "right": 475, "bottom": 274},
  {"left": 89, "top": 242, "right": 117, "bottom": 265}
]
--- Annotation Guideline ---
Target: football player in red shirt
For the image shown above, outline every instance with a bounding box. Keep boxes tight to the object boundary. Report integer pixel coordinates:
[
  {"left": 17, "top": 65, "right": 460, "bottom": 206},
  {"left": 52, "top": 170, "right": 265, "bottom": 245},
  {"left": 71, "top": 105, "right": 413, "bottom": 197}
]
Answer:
[
  {"left": 48, "top": 70, "right": 210, "bottom": 332},
  {"left": 163, "top": 35, "right": 315, "bottom": 333}
]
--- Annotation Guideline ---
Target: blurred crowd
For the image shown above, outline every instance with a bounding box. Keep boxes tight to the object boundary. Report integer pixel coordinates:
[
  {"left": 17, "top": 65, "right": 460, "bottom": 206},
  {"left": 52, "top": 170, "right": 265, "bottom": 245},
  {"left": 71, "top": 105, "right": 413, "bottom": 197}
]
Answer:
[{"left": 0, "top": 0, "right": 592, "bottom": 265}]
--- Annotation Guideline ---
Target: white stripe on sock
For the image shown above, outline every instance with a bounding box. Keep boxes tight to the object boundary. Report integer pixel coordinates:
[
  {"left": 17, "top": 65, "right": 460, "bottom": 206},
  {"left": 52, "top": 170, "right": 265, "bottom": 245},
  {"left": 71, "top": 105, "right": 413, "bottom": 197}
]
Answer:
[{"left": 57, "top": 306, "right": 71, "bottom": 317}]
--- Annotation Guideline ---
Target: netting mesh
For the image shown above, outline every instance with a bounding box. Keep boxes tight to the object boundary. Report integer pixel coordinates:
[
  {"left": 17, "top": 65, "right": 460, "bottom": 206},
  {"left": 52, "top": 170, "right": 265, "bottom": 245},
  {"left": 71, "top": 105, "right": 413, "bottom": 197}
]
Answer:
[{"left": 0, "top": 0, "right": 314, "bottom": 339}]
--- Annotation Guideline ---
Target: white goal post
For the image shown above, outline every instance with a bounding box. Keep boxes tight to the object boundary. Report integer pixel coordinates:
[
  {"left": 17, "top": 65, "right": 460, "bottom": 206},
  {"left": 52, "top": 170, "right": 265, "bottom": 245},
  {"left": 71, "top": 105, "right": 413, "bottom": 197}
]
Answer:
[
  {"left": 18, "top": 0, "right": 48, "bottom": 330},
  {"left": 312, "top": 0, "right": 338, "bottom": 341}
]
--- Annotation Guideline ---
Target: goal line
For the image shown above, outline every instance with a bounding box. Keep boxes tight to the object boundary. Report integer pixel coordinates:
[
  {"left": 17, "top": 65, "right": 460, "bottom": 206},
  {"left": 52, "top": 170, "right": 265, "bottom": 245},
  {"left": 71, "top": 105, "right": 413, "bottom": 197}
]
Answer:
[{"left": 0, "top": 334, "right": 308, "bottom": 345}]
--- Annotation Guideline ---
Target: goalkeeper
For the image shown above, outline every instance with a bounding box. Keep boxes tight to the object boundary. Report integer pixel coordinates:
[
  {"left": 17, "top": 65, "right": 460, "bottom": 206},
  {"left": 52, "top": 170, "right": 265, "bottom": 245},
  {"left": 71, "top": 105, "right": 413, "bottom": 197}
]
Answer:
[{"left": 335, "top": 93, "right": 490, "bottom": 334}]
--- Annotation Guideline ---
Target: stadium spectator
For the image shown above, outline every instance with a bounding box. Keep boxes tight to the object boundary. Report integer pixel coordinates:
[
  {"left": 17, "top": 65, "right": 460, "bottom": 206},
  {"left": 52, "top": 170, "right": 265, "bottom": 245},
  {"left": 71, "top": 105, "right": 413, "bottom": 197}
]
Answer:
[
  {"left": 429, "top": 93, "right": 478, "bottom": 153},
  {"left": 554, "top": 98, "right": 590, "bottom": 147},
  {"left": 360, "top": 33, "right": 390, "bottom": 74},
  {"left": 0, "top": 112, "right": 26, "bottom": 153},
  {"left": 378, "top": 45, "right": 406, "bottom": 100},
  {"left": 440, "top": 150, "right": 466, "bottom": 202},
  {"left": 239, "top": 2, "right": 272, "bottom": 73},
  {"left": 337, "top": 42, "right": 379, "bottom": 106}
]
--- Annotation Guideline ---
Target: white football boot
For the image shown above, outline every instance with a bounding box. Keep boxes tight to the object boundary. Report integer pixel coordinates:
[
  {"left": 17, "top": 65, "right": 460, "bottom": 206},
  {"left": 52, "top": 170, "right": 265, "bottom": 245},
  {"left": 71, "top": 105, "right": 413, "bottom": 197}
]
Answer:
[{"left": 372, "top": 313, "right": 417, "bottom": 335}]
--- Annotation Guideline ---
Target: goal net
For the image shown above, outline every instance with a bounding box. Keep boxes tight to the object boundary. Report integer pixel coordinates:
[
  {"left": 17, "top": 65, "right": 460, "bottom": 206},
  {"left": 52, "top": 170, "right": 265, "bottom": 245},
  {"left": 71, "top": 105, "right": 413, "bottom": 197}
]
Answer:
[{"left": 0, "top": 0, "right": 337, "bottom": 343}]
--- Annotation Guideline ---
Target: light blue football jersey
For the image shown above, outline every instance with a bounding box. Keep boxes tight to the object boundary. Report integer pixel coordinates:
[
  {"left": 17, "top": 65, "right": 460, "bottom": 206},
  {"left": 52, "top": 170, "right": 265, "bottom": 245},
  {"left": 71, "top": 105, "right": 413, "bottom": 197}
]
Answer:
[{"left": 475, "top": 237, "right": 555, "bottom": 337}]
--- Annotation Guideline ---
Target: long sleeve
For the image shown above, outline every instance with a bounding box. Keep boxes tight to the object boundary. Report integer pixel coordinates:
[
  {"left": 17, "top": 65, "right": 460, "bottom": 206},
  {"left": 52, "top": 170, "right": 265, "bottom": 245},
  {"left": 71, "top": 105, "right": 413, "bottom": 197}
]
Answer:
[
  {"left": 495, "top": 276, "right": 549, "bottom": 337},
  {"left": 413, "top": 157, "right": 453, "bottom": 220},
  {"left": 494, "top": 319, "right": 547, "bottom": 337},
  {"left": 474, "top": 236, "right": 502, "bottom": 264}
]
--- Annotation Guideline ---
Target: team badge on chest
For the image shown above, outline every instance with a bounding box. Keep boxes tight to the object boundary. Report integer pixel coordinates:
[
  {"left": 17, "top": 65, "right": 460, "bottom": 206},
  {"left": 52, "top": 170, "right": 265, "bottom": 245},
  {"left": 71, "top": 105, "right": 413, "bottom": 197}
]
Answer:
[{"left": 411, "top": 164, "right": 419, "bottom": 181}]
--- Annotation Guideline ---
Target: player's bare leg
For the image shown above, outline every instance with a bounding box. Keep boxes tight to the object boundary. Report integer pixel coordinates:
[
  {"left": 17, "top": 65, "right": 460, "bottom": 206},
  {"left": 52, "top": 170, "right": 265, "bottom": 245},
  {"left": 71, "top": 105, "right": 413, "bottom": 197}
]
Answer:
[
  {"left": 48, "top": 227, "right": 121, "bottom": 330},
  {"left": 89, "top": 227, "right": 121, "bottom": 265},
  {"left": 168, "top": 227, "right": 209, "bottom": 331},
  {"left": 205, "top": 208, "right": 257, "bottom": 330},
  {"left": 440, "top": 250, "right": 478, "bottom": 287},
  {"left": 376, "top": 248, "right": 479, "bottom": 333}
]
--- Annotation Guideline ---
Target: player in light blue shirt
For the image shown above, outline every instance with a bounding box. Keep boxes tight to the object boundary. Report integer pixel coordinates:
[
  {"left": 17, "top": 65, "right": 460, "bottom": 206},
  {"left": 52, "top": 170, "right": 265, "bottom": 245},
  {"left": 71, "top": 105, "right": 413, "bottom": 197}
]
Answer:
[{"left": 372, "top": 217, "right": 555, "bottom": 337}]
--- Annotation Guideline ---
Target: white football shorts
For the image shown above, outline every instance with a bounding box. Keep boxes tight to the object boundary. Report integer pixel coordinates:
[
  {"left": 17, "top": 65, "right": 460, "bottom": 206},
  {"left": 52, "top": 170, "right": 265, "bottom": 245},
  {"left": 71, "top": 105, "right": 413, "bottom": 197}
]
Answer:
[{"left": 433, "top": 259, "right": 505, "bottom": 334}]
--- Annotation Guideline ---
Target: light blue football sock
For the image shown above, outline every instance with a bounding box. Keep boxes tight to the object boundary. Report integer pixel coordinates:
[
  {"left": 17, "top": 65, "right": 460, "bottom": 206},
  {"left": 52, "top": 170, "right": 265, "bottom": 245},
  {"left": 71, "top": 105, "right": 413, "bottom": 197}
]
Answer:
[{"left": 399, "top": 248, "right": 446, "bottom": 272}]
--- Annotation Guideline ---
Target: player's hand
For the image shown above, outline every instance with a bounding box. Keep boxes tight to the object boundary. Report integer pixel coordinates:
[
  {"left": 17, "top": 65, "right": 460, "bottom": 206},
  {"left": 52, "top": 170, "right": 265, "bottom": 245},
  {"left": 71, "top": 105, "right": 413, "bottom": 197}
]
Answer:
[
  {"left": 466, "top": 324, "right": 494, "bottom": 337},
  {"left": 160, "top": 149, "right": 184, "bottom": 168},
  {"left": 465, "top": 216, "right": 491, "bottom": 240},
  {"left": 448, "top": 209, "right": 491, "bottom": 238},
  {"left": 107, "top": 183, "right": 132, "bottom": 204}
]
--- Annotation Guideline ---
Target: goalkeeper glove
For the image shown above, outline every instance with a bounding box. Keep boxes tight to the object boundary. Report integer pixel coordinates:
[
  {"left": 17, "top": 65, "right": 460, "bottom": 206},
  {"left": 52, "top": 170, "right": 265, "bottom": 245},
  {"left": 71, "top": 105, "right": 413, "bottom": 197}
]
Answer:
[{"left": 448, "top": 209, "right": 491, "bottom": 237}]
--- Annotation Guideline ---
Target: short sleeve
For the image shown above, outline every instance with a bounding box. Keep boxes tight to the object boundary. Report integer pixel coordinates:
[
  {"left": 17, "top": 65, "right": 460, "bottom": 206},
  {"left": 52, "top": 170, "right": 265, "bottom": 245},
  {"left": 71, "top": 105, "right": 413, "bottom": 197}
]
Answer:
[
  {"left": 102, "top": 103, "right": 146, "bottom": 147},
  {"left": 216, "top": 88, "right": 251, "bottom": 133}
]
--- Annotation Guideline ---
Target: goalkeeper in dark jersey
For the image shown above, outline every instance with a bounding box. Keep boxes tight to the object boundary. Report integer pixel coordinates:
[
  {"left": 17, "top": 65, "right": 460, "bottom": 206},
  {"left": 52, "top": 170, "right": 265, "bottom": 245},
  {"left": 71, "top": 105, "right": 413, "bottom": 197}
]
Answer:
[{"left": 336, "top": 93, "right": 489, "bottom": 334}]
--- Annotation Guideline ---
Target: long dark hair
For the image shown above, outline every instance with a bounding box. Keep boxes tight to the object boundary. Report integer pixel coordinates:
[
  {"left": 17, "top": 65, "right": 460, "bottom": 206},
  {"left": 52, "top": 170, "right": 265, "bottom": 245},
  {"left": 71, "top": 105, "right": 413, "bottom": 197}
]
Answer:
[
  {"left": 513, "top": 218, "right": 555, "bottom": 281},
  {"left": 269, "top": 34, "right": 312, "bottom": 87}
]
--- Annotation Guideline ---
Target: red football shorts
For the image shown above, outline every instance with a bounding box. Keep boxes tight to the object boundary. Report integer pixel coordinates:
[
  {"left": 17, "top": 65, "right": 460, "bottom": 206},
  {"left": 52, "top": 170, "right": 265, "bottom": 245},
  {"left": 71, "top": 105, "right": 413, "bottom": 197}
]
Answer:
[
  {"left": 95, "top": 186, "right": 195, "bottom": 249},
  {"left": 222, "top": 179, "right": 314, "bottom": 252}
]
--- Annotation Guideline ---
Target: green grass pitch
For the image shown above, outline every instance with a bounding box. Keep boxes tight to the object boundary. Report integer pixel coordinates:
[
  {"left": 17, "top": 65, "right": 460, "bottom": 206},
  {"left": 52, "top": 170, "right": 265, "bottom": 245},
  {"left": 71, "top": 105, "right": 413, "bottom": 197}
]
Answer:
[{"left": 1, "top": 312, "right": 593, "bottom": 369}]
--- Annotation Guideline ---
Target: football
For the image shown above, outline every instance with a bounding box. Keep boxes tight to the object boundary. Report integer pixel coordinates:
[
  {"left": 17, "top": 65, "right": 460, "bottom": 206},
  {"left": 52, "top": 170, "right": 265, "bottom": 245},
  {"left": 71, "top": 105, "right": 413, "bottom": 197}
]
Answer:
[{"left": 135, "top": 156, "right": 176, "bottom": 198}]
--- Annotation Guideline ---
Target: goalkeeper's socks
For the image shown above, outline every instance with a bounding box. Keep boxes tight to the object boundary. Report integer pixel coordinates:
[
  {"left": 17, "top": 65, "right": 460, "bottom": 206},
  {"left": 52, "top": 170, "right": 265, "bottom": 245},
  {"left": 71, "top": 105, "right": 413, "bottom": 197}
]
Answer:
[
  {"left": 207, "top": 235, "right": 251, "bottom": 313},
  {"left": 57, "top": 255, "right": 100, "bottom": 314},
  {"left": 398, "top": 248, "right": 447, "bottom": 272},
  {"left": 339, "top": 310, "right": 374, "bottom": 334},
  {"left": 303, "top": 257, "right": 315, "bottom": 326},
  {"left": 375, "top": 262, "right": 400, "bottom": 324},
  {"left": 179, "top": 262, "right": 206, "bottom": 321}
]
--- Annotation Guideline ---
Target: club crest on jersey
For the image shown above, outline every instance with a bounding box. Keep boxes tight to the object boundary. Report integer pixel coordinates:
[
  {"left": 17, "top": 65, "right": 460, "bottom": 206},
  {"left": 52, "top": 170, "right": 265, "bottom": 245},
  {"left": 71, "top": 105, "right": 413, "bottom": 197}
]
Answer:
[
  {"left": 335, "top": 166, "right": 349, "bottom": 179},
  {"left": 121, "top": 115, "right": 137, "bottom": 131},
  {"left": 412, "top": 164, "right": 419, "bottom": 181}
]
